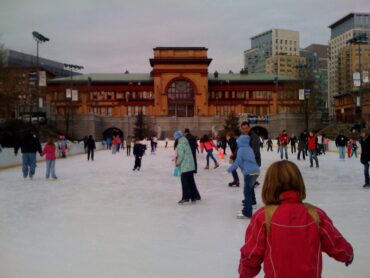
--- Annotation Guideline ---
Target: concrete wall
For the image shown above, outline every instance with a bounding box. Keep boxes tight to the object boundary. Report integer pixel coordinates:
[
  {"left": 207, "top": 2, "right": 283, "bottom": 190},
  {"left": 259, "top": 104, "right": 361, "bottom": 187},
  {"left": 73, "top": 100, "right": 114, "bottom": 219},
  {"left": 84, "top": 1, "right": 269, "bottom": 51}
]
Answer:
[
  {"left": 0, "top": 141, "right": 105, "bottom": 169},
  {"left": 50, "top": 112, "right": 327, "bottom": 141}
]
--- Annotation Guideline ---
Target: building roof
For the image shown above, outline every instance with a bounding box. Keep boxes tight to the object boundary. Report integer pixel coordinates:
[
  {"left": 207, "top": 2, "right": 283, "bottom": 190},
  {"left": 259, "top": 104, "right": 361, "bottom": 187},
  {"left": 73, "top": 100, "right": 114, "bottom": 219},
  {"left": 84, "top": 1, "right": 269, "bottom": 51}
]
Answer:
[
  {"left": 153, "top": 47, "right": 208, "bottom": 51},
  {"left": 48, "top": 72, "right": 297, "bottom": 84},
  {"left": 208, "top": 73, "right": 296, "bottom": 82},
  {"left": 328, "top": 13, "right": 369, "bottom": 29},
  {"left": 48, "top": 73, "right": 153, "bottom": 84}
]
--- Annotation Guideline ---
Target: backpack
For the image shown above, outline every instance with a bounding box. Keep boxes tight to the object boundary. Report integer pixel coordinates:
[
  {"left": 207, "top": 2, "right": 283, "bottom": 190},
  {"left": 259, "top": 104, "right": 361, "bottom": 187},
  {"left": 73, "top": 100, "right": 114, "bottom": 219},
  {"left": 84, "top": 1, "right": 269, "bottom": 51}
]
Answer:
[{"left": 264, "top": 203, "right": 320, "bottom": 235}]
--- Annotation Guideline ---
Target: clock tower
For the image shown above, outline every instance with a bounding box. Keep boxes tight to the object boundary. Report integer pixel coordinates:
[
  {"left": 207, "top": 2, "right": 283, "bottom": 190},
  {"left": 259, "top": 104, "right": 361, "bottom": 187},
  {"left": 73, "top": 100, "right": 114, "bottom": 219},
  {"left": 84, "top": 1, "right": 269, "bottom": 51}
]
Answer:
[{"left": 150, "top": 47, "right": 212, "bottom": 116}]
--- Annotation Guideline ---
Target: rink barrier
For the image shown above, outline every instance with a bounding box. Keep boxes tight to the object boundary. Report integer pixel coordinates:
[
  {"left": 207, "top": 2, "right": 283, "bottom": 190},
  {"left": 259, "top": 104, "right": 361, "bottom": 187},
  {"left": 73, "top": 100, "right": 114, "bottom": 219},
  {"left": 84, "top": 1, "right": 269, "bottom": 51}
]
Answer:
[
  {"left": 0, "top": 141, "right": 105, "bottom": 170},
  {"left": 0, "top": 139, "right": 360, "bottom": 170}
]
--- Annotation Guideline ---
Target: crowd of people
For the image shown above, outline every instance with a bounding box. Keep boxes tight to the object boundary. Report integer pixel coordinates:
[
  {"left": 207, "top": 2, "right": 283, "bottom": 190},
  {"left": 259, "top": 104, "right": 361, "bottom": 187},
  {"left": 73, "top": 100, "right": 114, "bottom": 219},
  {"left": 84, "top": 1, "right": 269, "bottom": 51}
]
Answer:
[{"left": 7, "top": 122, "right": 368, "bottom": 277}]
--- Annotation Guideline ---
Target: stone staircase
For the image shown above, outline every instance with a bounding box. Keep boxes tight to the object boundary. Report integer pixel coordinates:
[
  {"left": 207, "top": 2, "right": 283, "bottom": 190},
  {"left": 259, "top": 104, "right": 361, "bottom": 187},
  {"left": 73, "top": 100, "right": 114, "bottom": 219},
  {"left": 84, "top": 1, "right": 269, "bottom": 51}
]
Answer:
[{"left": 318, "top": 122, "right": 366, "bottom": 140}]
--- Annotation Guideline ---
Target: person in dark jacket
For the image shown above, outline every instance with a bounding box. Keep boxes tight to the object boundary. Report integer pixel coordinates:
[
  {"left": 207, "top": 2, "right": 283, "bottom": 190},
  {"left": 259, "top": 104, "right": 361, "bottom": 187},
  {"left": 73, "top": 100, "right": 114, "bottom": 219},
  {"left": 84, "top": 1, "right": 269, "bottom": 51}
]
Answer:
[
  {"left": 267, "top": 138, "right": 273, "bottom": 151},
  {"left": 227, "top": 131, "right": 240, "bottom": 187},
  {"left": 133, "top": 138, "right": 146, "bottom": 171},
  {"left": 335, "top": 131, "right": 348, "bottom": 160},
  {"left": 184, "top": 128, "right": 198, "bottom": 174},
  {"left": 290, "top": 134, "right": 297, "bottom": 153},
  {"left": 241, "top": 121, "right": 261, "bottom": 187},
  {"left": 360, "top": 131, "right": 370, "bottom": 188},
  {"left": 86, "top": 135, "right": 96, "bottom": 161},
  {"left": 14, "top": 131, "right": 42, "bottom": 179}
]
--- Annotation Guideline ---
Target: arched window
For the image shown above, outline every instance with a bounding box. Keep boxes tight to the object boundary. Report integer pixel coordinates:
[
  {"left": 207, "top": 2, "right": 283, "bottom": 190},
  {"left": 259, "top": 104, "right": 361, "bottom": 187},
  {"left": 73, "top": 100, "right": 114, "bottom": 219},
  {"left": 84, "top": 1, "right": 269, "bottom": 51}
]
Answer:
[{"left": 167, "top": 80, "right": 195, "bottom": 117}]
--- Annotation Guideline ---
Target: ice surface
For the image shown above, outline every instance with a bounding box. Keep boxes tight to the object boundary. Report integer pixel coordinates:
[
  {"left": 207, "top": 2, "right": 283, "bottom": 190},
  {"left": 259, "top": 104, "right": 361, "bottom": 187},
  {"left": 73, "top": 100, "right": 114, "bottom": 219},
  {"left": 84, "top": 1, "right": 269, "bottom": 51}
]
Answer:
[{"left": 0, "top": 147, "right": 369, "bottom": 278}]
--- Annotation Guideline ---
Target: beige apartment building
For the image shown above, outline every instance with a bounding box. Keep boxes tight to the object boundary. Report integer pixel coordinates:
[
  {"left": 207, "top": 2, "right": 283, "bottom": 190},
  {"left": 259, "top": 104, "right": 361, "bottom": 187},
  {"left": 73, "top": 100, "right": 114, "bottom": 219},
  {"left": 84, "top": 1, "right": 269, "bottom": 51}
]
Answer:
[
  {"left": 328, "top": 13, "right": 370, "bottom": 117},
  {"left": 265, "top": 55, "right": 306, "bottom": 77}
]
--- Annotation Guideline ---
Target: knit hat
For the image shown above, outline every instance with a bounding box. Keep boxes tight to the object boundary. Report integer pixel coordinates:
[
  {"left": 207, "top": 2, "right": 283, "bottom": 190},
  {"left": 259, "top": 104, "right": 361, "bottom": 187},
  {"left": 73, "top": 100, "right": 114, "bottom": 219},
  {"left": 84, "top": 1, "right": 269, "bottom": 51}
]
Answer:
[{"left": 173, "top": 130, "right": 183, "bottom": 140}]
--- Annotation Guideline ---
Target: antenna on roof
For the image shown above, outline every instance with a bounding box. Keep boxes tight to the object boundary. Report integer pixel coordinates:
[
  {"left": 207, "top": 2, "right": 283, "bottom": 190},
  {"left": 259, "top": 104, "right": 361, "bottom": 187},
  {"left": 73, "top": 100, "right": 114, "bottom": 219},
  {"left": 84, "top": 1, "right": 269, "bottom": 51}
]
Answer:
[{"left": 124, "top": 70, "right": 129, "bottom": 74}]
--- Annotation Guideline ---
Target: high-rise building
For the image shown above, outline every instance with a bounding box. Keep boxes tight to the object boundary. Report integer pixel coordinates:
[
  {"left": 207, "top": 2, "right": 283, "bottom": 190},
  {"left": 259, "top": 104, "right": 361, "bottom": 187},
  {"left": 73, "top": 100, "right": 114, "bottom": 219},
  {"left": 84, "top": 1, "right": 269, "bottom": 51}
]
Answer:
[
  {"left": 300, "top": 44, "right": 329, "bottom": 120},
  {"left": 328, "top": 13, "right": 370, "bottom": 117},
  {"left": 244, "top": 29, "right": 300, "bottom": 74}
]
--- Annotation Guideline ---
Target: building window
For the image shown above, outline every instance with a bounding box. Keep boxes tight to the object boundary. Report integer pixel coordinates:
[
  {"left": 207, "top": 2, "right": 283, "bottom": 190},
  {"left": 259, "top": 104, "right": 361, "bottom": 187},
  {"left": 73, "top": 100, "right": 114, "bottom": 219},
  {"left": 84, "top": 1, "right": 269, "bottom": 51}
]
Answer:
[
  {"left": 128, "top": 106, "right": 131, "bottom": 116},
  {"left": 101, "top": 107, "right": 106, "bottom": 115},
  {"left": 93, "top": 107, "right": 97, "bottom": 114},
  {"left": 107, "top": 107, "right": 112, "bottom": 116},
  {"left": 216, "top": 106, "right": 221, "bottom": 115},
  {"left": 134, "top": 106, "right": 139, "bottom": 115},
  {"left": 142, "top": 106, "right": 146, "bottom": 115}
]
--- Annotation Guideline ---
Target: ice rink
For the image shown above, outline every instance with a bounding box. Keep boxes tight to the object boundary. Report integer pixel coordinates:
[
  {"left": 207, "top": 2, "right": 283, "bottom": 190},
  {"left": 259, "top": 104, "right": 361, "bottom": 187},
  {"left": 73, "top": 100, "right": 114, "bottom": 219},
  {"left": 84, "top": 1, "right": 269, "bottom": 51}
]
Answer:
[{"left": 0, "top": 146, "right": 369, "bottom": 278}]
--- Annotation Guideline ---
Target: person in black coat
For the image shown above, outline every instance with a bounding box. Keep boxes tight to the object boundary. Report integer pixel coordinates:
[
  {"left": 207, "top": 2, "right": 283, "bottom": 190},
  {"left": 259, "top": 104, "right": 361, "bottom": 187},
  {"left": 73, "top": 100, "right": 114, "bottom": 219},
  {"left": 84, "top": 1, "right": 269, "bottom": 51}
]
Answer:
[
  {"left": 184, "top": 128, "right": 198, "bottom": 174},
  {"left": 86, "top": 135, "right": 96, "bottom": 161},
  {"left": 133, "top": 138, "right": 146, "bottom": 171},
  {"left": 14, "top": 131, "right": 42, "bottom": 179},
  {"left": 360, "top": 132, "right": 370, "bottom": 188},
  {"left": 226, "top": 131, "right": 239, "bottom": 187},
  {"left": 290, "top": 134, "right": 297, "bottom": 153},
  {"left": 241, "top": 121, "right": 261, "bottom": 187}
]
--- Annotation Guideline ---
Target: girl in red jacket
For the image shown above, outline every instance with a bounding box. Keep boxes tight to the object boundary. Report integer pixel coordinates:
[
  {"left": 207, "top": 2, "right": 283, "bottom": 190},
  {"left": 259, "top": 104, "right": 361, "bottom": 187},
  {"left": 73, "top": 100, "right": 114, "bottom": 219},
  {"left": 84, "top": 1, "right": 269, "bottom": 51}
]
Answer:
[
  {"left": 238, "top": 160, "right": 353, "bottom": 278},
  {"left": 200, "top": 134, "right": 219, "bottom": 169},
  {"left": 41, "top": 137, "right": 58, "bottom": 179}
]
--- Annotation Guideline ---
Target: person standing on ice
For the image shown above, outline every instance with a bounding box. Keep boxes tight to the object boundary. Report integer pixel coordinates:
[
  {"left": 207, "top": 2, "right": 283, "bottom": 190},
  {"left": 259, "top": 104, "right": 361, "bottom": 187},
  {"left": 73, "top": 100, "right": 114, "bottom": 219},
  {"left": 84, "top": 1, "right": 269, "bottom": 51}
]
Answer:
[
  {"left": 86, "top": 135, "right": 96, "bottom": 161},
  {"left": 359, "top": 131, "right": 370, "bottom": 188},
  {"left": 227, "top": 135, "right": 259, "bottom": 219},
  {"left": 238, "top": 160, "right": 353, "bottom": 278},
  {"left": 240, "top": 121, "right": 261, "bottom": 187},
  {"left": 14, "top": 130, "right": 42, "bottom": 179},
  {"left": 41, "top": 137, "right": 58, "bottom": 179},
  {"left": 132, "top": 138, "right": 146, "bottom": 171},
  {"left": 226, "top": 131, "right": 240, "bottom": 187},
  {"left": 200, "top": 134, "right": 219, "bottom": 169},
  {"left": 335, "top": 131, "right": 348, "bottom": 160},
  {"left": 278, "top": 130, "right": 289, "bottom": 160},
  {"left": 307, "top": 131, "right": 319, "bottom": 168},
  {"left": 174, "top": 131, "right": 201, "bottom": 204},
  {"left": 126, "top": 136, "right": 132, "bottom": 156}
]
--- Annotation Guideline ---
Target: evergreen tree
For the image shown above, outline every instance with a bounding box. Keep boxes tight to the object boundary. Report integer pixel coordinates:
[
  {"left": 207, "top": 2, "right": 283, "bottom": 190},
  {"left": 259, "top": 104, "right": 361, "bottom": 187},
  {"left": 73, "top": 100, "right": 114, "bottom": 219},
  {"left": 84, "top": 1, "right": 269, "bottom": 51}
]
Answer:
[
  {"left": 133, "top": 112, "right": 154, "bottom": 139},
  {"left": 224, "top": 111, "right": 241, "bottom": 136}
]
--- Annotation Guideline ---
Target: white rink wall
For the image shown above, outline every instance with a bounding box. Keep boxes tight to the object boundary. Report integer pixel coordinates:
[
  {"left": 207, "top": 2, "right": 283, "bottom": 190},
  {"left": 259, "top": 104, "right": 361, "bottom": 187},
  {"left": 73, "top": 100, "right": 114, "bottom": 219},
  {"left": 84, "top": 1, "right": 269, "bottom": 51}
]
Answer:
[
  {"left": 0, "top": 139, "right": 357, "bottom": 169},
  {"left": 0, "top": 141, "right": 105, "bottom": 169}
]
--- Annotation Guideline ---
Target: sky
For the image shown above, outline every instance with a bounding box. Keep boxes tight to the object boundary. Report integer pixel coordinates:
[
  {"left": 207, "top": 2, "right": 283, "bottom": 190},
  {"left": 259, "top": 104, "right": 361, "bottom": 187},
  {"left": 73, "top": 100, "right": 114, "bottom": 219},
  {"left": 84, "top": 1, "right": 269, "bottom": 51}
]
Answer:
[{"left": 0, "top": 0, "right": 369, "bottom": 74}]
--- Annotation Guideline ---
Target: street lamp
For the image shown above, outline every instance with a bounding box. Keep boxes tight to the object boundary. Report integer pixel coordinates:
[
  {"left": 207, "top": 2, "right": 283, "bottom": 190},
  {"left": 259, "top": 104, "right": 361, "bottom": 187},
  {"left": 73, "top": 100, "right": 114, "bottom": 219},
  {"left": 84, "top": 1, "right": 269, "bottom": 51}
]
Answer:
[
  {"left": 63, "top": 63, "right": 84, "bottom": 138},
  {"left": 347, "top": 33, "right": 368, "bottom": 127},
  {"left": 32, "top": 31, "right": 49, "bottom": 121},
  {"left": 296, "top": 63, "right": 309, "bottom": 131}
]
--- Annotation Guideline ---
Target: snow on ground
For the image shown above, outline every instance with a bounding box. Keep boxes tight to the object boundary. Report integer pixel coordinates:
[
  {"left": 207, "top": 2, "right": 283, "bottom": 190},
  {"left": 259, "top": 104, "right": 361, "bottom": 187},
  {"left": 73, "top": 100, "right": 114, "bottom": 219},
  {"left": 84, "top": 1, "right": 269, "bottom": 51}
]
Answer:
[{"left": 0, "top": 147, "right": 369, "bottom": 278}]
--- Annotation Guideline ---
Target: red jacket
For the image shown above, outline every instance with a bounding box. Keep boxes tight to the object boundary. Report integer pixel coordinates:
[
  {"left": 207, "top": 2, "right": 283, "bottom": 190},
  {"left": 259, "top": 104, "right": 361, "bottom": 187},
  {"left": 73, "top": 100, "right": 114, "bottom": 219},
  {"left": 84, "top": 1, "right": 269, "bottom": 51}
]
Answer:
[
  {"left": 278, "top": 134, "right": 289, "bottom": 146},
  {"left": 239, "top": 191, "right": 353, "bottom": 278},
  {"left": 307, "top": 135, "right": 317, "bottom": 151},
  {"left": 42, "top": 144, "right": 57, "bottom": 160},
  {"left": 200, "top": 140, "right": 218, "bottom": 153}
]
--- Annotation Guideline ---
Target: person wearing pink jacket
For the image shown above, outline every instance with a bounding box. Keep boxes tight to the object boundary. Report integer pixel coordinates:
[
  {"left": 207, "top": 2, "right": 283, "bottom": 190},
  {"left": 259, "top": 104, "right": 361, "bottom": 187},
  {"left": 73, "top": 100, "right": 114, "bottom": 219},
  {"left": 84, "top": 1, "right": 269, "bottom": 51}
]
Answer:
[
  {"left": 41, "top": 138, "right": 58, "bottom": 179},
  {"left": 200, "top": 134, "right": 219, "bottom": 169}
]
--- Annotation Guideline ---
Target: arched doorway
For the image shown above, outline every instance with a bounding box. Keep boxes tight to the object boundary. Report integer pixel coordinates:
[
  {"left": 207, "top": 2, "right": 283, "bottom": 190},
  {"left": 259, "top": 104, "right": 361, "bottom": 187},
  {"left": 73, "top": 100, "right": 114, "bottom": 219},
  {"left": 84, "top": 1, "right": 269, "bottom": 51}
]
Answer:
[
  {"left": 103, "top": 127, "right": 124, "bottom": 140},
  {"left": 167, "top": 79, "right": 195, "bottom": 117},
  {"left": 250, "top": 126, "right": 269, "bottom": 139}
]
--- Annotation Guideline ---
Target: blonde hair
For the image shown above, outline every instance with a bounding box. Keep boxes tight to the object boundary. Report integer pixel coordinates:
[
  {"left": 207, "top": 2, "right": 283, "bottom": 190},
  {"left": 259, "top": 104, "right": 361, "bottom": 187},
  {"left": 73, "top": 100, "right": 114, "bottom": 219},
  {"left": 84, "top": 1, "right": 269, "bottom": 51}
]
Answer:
[{"left": 262, "top": 160, "right": 306, "bottom": 205}]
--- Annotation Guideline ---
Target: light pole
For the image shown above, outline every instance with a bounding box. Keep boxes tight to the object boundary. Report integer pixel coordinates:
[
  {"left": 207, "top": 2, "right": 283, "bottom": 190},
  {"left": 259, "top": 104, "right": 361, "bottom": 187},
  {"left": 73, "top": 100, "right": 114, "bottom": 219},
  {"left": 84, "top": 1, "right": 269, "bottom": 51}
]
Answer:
[
  {"left": 32, "top": 31, "right": 49, "bottom": 122},
  {"left": 296, "top": 63, "right": 309, "bottom": 131},
  {"left": 63, "top": 63, "right": 84, "bottom": 138},
  {"left": 347, "top": 33, "right": 368, "bottom": 127}
]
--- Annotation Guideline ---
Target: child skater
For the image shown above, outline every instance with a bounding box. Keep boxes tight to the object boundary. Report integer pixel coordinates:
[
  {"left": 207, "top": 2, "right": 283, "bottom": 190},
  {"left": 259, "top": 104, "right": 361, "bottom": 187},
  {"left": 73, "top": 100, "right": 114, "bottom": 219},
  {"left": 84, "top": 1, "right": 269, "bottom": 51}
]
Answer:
[
  {"left": 132, "top": 138, "right": 146, "bottom": 171},
  {"left": 238, "top": 160, "right": 353, "bottom": 278},
  {"left": 41, "top": 137, "right": 58, "bottom": 179}
]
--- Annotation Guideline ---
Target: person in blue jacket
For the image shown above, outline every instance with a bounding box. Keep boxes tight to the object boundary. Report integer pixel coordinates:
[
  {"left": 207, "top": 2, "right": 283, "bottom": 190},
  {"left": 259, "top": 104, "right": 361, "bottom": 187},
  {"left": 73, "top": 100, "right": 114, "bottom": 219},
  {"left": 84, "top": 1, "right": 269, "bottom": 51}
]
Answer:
[{"left": 227, "top": 135, "right": 260, "bottom": 219}]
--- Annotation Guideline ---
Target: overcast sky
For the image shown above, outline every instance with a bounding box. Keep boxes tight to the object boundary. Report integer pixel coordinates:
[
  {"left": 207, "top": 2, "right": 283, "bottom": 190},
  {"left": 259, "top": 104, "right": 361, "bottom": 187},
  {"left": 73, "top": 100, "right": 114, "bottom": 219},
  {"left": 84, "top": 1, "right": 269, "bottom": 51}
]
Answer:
[{"left": 0, "top": 0, "right": 369, "bottom": 74}]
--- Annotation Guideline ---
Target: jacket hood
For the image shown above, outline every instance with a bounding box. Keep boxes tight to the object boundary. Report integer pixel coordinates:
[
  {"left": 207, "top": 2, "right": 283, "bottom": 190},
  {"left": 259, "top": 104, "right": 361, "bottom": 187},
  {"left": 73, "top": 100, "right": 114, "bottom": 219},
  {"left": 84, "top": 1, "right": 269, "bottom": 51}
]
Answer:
[{"left": 237, "top": 135, "right": 250, "bottom": 148}]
